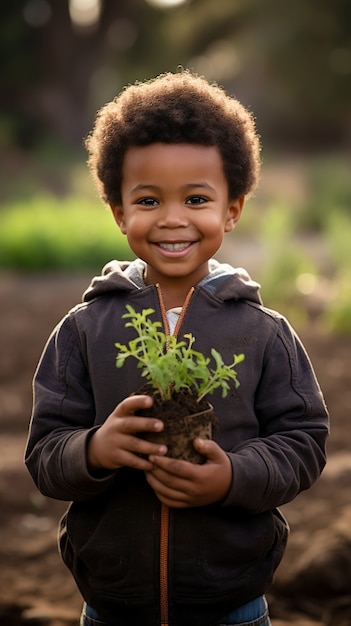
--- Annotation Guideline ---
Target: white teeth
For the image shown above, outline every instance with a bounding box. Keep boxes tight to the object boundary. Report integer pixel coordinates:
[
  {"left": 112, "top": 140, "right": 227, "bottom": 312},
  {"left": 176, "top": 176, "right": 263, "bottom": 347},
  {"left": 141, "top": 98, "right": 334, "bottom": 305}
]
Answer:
[{"left": 158, "top": 242, "right": 191, "bottom": 251}]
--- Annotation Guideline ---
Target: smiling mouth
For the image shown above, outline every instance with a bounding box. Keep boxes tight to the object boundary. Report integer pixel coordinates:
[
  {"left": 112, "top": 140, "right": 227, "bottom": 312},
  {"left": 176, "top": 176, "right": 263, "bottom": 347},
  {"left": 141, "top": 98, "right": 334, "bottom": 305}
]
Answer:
[{"left": 157, "top": 242, "right": 193, "bottom": 251}]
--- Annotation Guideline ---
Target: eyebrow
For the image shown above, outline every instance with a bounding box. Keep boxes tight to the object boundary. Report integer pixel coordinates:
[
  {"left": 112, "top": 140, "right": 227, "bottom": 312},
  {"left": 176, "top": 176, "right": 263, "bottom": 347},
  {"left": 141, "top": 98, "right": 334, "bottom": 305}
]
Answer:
[
  {"left": 130, "top": 184, "right": 160, "bottom": 193},
  {"left": 130, "top": 182, "right": 216, "bottom": 193}
]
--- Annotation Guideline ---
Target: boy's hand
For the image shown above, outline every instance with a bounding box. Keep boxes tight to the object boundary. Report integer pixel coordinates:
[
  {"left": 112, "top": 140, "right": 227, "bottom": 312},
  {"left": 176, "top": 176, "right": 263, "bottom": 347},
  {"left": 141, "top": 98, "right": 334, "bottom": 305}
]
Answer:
[
  {"left": 145, "top": 438, "right": 232, "bottom": 507},
  {"left": 87, "top": 395, "right": 167, "bottom": 472}
]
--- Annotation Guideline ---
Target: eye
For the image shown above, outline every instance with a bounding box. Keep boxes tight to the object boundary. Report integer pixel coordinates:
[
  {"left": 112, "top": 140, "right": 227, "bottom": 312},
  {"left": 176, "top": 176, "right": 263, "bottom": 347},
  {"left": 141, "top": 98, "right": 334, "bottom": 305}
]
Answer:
[
  {"left": 186, "top": 196, "right": 208, "bottom": 206},
  {"left": 137, "top": 197, "right": 159, "bottom": 207}
]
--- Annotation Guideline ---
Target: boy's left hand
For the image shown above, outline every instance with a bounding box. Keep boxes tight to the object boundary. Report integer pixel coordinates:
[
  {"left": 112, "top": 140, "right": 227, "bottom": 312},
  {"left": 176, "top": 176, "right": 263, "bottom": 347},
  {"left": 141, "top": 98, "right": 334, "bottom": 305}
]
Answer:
[{"left": 145, "top": 438, "right": 232, "bottom": 508}]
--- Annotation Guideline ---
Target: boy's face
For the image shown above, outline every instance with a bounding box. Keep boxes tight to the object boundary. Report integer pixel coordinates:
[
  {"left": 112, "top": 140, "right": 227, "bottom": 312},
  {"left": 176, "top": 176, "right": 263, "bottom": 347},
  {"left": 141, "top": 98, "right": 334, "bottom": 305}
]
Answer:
[{"left": 111, "top": 143, "right": 243, "bottom": 291}]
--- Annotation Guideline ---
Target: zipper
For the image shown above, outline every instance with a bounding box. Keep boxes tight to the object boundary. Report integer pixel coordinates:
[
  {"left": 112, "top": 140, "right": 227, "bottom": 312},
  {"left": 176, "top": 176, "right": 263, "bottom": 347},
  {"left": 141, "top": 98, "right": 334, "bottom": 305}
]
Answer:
[
  {"left": 156, "top": 284, "right": 195, "bottom": 337},
  {"left": 156, "top": 284, "right": 195, "bottom": 626},
  {"left": 160, "top": 502, "right": 169, "bottom": 626}
]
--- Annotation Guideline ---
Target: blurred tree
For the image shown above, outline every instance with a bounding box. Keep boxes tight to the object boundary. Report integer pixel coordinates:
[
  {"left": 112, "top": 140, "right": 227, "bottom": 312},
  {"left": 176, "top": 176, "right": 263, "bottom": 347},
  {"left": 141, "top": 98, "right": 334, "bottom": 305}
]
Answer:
[
  {"left": 0, "top": 0, "right": 350, "bottom": 151},
  {"left": 163, "top": 0, "right": 351, "bottom": 148},
  {"left": 1, "top": 0, "right": 157, "bottom": 147},
  {"left": 246, "top": 0, "right": 351, "bottom": 148}
]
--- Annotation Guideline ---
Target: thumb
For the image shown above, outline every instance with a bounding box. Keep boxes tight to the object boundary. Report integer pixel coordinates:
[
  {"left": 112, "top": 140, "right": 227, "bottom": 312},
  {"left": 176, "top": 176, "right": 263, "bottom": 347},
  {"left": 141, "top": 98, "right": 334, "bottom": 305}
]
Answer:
[{"left": 193, "top": 437, "right": 222, "bottom": 461}]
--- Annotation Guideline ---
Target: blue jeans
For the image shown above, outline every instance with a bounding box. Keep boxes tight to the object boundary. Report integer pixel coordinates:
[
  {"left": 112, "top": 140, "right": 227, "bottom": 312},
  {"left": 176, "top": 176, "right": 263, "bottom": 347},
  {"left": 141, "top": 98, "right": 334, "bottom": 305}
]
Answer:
[{"left": 80, "top": 595, "right": 271, "bottom": 626}]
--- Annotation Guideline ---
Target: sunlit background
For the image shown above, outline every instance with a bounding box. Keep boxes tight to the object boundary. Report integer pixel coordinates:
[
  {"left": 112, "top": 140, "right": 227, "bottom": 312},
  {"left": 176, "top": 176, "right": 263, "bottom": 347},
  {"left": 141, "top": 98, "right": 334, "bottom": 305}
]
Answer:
[
  {"left": 1, "top": 0, "right": 351, "bottom": 330},
  {"left": 1, "top": 4, "right": 351, "bottom": 625}
]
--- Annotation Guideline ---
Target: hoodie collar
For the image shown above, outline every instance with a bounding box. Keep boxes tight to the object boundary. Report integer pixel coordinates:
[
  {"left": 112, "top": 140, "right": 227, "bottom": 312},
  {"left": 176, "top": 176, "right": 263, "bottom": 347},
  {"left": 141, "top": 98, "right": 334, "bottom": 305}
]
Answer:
[
  {"left": 199, "top": 259, "right": 262, "bottom": 304},
  {"left": 83, "top": 258, "right": 262, "bottom": 305},
  {"left": 83, "top": 259, "right": 144, "bottom": 301}
]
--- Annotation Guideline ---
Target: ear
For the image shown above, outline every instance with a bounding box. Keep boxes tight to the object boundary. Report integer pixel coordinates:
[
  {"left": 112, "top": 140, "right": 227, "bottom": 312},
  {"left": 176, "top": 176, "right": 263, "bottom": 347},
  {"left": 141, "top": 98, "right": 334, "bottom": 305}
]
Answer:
[
  {"left": 110, "top": 204, "right": 127, "bottom": 234},
  {"left": 224, "top": 196, "right": 245, "bottom": 233}
]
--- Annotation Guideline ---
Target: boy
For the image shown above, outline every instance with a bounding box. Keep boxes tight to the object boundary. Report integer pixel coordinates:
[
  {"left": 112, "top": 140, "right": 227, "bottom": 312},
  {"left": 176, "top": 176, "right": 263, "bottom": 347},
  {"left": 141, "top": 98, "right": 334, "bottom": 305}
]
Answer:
[{"left": 25, "top": 71, "right": 329, "bottom": 626}]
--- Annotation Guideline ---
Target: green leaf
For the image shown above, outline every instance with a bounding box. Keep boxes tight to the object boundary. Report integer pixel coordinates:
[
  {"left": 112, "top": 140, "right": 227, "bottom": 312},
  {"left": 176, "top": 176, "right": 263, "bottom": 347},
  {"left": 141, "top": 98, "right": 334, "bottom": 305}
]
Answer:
[{"left": 115, "top": 306, "right": 245, "bottom": 402}]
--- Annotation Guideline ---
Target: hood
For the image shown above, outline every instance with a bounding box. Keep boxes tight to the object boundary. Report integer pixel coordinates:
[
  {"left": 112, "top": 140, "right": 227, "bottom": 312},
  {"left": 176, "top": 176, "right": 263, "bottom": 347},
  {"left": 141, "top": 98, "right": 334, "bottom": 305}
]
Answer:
[
  {"left": 83, "top": 258, "right": 262, "bottom": 305},
  {"left": 83, "top": 259, "right": 145, "bottom": 301}
]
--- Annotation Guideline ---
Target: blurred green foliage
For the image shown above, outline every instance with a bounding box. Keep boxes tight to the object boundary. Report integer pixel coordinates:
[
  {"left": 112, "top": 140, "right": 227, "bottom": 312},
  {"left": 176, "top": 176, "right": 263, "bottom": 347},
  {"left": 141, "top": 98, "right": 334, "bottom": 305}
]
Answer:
[
  {"left": 233, "top": 154, "right": 351, "bottom": 333},
  {"left": 1, "top": 153, "right": 350, "bottom": 333},
  {"left": 0, "top": 0, "right": 350, "bottom": 332},
  {"left": 0, "top": 196, "right": 134, "bottom": 271}
]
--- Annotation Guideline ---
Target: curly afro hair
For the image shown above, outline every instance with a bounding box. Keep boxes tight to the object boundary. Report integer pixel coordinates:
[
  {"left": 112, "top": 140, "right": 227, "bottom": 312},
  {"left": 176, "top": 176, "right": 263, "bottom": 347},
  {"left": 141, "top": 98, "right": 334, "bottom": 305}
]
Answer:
[{"left": 85, "top": 70, "right": 261, "bottom": 206}]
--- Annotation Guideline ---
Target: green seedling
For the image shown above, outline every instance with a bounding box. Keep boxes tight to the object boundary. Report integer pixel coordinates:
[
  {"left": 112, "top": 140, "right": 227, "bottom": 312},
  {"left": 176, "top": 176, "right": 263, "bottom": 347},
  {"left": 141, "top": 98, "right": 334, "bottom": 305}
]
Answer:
[{"left": 115, "top": 305, "right": 245, "bottom": 402}]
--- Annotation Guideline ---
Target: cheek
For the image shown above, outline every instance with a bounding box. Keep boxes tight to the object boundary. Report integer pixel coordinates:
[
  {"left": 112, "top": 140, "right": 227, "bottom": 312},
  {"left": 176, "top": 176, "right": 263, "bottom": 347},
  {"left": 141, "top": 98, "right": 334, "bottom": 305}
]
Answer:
[
  {"left": 200, "top": 212, "right": 228, "bottom": 234},
  {"left": 124, "top": 216, "right": 151, "bottom": 244}
]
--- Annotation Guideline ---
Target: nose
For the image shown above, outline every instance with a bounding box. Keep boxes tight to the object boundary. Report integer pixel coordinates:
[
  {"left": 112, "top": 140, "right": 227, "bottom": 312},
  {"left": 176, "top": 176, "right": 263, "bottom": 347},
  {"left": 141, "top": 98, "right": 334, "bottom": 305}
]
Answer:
[{"left": 157, "top": 203, "right": 189, "bottom": 228}]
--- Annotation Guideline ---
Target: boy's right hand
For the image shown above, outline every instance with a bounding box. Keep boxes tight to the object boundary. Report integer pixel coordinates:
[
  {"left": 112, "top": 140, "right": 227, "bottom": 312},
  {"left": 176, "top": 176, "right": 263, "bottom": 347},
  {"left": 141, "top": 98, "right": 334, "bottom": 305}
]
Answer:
[{"left": 87, "top": 395, "right": 167, "bottom": 472}]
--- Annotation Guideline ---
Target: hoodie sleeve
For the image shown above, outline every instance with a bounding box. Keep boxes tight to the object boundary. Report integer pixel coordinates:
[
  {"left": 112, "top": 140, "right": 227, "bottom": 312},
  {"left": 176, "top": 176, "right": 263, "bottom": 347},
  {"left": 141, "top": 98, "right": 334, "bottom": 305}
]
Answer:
[
  {"left": 223, "top": 316, "right": 329, "bottom": 513},
  {"left": 25, "top": 314, "right": 117, "bottom": 501}
]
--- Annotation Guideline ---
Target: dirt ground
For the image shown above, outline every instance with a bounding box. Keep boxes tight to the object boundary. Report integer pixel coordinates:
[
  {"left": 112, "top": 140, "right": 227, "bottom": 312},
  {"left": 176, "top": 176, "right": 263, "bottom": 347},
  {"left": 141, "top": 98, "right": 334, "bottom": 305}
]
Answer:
[{"left": 1, "top": 272, "right": 351, "bottom": 626}]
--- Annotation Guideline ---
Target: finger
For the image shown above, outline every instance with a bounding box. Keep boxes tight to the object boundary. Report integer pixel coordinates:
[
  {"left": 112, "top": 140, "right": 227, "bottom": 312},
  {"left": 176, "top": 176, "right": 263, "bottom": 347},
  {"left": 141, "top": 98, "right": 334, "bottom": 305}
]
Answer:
[
  {"left": 112, "top": 395, "right": 164, "bottom": 435},
  {"left": 113, "top": 394, "right": 153, "bottom": 416},
  {"left": 117, "top": 416, "right": 165, "bottom": 436},
  {"left": 146, "top": 459, "right": 199, "bottom": 498},
  {"left": 193, "top": 438, "right": 224, "bottom": 461},
  {"left": 145, "top": 471, "right": 191, "bottom": 505},
  {"left": 148, "top": 455, "right": 196, "bottom": 479},
  {"left": 104, "top": 438, "right": 167, "bottom": 471},
  {"left": 117, "top": 450, "right": 157, "bottom": 471},
  {"left": 123, "top": 434, "right": 168, "bottom": 458}
]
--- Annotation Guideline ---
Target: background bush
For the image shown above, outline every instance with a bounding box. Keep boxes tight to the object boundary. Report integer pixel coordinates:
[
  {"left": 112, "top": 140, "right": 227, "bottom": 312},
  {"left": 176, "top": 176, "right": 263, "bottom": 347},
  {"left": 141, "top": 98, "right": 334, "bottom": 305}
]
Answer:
[
  {"left": 0, "top": 195, "right": 134, "bottom": 271},
  {"left": 1, "top": 153, "right": 350, "bottom": 334}
]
